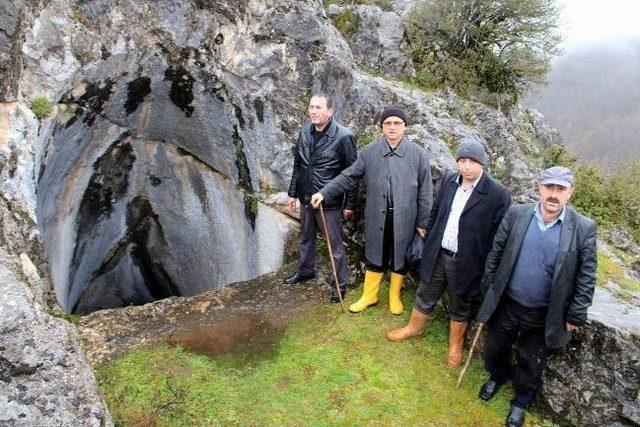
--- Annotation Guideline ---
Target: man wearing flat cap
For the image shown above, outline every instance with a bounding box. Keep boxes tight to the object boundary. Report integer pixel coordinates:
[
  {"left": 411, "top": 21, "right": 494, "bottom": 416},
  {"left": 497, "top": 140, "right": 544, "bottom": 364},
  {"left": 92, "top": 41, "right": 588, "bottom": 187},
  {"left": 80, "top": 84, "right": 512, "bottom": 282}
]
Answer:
[
  {"left": 475, "top": 166, "right": 597, "bottom": 427},
  {"left": 311, "top": 106, "right": 432, "bottom": 316},
  {"left": 388, "top": 138, "right": 511, "bottom": 370}
]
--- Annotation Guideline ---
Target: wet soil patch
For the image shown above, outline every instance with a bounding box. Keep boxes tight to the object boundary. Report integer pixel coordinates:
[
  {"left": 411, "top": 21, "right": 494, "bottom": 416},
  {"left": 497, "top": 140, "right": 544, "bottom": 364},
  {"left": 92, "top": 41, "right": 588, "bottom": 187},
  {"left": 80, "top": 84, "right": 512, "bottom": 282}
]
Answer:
[{"left": 166, "top": 313, "right": 284, "bottom": 357}]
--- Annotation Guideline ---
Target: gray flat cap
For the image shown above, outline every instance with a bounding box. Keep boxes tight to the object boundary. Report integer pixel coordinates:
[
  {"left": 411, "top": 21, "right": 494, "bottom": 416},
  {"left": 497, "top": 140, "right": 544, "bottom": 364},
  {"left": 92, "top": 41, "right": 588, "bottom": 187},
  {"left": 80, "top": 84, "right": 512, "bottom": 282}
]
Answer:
[{"left": 540, "top": 166, "right": 574, "bottom": 187}]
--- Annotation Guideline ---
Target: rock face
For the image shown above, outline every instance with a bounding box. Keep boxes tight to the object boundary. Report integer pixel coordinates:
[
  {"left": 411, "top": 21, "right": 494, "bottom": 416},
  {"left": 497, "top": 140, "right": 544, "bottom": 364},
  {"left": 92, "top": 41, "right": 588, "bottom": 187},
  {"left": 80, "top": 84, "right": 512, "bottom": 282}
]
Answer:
[
  {"left": 541, "top": 287, "right": 640, "bottom": 427},
  {"left": 0, "top": 242, "right": 112, "bottom": 425},
  {"left": 326, "top": 3, "right": 415, "bottom": 78},
  {"left": 2, "top": 0, "right": 547, "bottom": 314}
]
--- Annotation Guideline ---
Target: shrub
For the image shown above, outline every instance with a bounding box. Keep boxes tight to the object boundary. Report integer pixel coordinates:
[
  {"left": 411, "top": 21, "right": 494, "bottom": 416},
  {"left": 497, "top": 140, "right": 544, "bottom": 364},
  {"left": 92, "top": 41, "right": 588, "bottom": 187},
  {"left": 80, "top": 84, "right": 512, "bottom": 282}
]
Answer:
[
  {"left": 405, "top": 0, "right": 562, "bottom": 97},
  {"left": 571, "top": 162, "right": 640, "bottom": 242},
  {"left": 30, "top": 97, "right": 53, "bottom": 119}
]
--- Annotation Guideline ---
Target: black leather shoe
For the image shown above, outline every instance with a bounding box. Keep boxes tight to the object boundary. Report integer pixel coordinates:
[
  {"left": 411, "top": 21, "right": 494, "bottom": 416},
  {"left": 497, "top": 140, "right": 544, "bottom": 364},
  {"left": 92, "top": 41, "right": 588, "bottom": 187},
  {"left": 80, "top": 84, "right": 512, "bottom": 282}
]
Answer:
[
  {"left": 329, "top": 288, "right": 346, "bottom": 303},
  {"left": 283, "top": 271, "right": 315, "bottom": 284},
  {"left": 479, "top": 379, "right": 503, "bottom": 401},
  {"left": 505, "top": 404, "right": 526, "bottom": 427}
]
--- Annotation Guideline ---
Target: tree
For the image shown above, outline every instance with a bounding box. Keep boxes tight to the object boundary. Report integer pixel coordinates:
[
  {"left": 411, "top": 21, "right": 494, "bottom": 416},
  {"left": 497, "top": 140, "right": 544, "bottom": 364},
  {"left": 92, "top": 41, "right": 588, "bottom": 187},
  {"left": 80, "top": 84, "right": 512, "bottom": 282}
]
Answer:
[{"left": 405, "top": 0, "right": 563, "bottom": 96}]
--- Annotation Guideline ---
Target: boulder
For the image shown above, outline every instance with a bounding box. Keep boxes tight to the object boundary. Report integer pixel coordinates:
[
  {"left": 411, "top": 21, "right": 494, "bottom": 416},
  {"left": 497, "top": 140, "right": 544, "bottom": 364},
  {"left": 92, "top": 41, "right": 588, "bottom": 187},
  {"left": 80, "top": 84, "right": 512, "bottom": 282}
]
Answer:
[
  {"left": 0, "top": 247, "right": 112, "bottom": 426},
  {"left": 541, "top": 287, "right": 640, "bottom": 426}
]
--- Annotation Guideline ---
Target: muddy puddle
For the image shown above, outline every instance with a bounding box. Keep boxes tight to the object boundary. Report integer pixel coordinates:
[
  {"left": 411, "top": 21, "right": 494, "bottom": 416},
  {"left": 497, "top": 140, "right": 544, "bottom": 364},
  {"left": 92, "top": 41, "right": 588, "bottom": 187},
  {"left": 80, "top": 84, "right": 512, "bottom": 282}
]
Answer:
[{"left": 165, "top": 312, "right": 285, "bottom": 358}]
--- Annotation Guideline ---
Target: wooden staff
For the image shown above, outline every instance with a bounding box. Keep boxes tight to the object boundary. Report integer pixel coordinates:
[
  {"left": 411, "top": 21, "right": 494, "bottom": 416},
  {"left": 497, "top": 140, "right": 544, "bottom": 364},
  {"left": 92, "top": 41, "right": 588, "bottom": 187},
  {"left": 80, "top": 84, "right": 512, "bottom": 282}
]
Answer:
[
  {"left": 318, "top": 204, "right": 346, "bottom": 313},
  {"left": 456, "top": 323, "right": 485, "bottom": 389}
]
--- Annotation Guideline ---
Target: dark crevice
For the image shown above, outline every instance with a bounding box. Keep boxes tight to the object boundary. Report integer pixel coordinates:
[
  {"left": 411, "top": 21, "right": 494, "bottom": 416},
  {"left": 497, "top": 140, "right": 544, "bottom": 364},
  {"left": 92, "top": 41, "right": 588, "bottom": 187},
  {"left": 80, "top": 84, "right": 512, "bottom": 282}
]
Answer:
[
  {"left": 126, "top": 196, "right": 180, "bottom": 299},
  {"left": 175, "top": 146, "right": 224, "bottom": 177},
  {"left": 100, "top": 44, "right": 111, "bottom": 60},
  {"left": 149, "top": 175, "right": 162, "bottom": 186},
  {"left": 231, "top": 103, "right": 256, "bottom": 229},
  {"left": 253, "top": 97, "right": 264, "bottom": 123},
  {"left": 72, "top": 195, "right": 180, "bottom": 314}
]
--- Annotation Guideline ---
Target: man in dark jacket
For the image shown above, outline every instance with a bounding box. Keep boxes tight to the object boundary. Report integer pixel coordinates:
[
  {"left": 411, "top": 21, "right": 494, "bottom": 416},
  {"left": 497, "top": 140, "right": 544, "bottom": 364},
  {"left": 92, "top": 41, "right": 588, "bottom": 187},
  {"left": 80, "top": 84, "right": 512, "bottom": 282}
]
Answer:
[
  {"left": 284, "top": 92, "right": 358, "bottom": 303},
  {"left": 475, "top": 166, "right": 597, "bottom": 427},
  {"left": 387, "top": 138, "right": 511, "bottom": 368}
]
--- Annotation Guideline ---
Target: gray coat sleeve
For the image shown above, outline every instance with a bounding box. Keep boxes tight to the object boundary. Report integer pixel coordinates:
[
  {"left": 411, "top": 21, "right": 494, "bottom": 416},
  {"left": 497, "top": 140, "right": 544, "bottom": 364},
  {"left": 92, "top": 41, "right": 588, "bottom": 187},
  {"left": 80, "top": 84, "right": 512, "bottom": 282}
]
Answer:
[
  {"left": 565, "top": 220, "right": 598, "bottom": 326},
  {"left": 341, "top": 133, "right": 359, "bottom": 210},
  {"left": 320, "top": 151, "right": 366, "bottom": 202},
  {"left": 416, "top": 149, "right": 432, "bottom": 229}
]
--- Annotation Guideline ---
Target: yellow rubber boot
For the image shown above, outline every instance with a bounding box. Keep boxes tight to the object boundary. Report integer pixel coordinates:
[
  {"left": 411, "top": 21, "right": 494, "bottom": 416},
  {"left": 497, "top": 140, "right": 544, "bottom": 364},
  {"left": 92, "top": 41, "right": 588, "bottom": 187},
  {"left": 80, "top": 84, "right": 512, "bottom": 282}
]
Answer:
[
  {"left": 349, "top": 270, "right": 383, "bottom": 313},
  {"left": 389, "top": 272, "right": 405, "bottom": 315}
]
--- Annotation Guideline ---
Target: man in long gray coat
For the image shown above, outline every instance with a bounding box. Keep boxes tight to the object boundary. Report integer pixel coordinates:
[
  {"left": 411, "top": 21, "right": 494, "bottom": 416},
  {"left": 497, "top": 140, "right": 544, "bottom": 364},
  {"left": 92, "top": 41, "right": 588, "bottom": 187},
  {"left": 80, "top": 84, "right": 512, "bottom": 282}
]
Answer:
[
  {"left": 475, "top": 166, "right": 597, "bottom": 427},
  {"left": 311, "top": 106, "right": 432, "bottom": 315}
]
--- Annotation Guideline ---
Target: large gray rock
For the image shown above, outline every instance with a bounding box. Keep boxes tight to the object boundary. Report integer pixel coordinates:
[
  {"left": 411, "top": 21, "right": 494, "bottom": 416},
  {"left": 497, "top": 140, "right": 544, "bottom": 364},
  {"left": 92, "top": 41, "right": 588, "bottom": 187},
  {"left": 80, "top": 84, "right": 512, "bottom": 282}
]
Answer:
[
  {"left": 541, "top": 287, "right": 640, "bottom": 426},
  {"left": 326, "top": 3, "right": 414, "bottom": 78},
  {"left": 604, "top": 227, "right": 640, "bottom": 256},
  {"left": 0, "top": 247, "right": 112, "bottom": 426}
]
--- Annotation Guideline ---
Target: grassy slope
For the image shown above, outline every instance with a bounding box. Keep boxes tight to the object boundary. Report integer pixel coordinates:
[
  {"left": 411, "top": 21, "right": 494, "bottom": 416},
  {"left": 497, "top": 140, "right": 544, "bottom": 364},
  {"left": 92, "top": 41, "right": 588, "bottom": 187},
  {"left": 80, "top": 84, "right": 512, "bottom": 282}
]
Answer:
[
  {"left": 98, "top": 284, "right": 552, "bottom": 426},
  {"left": 597, "top": 251, "right": 640, "bottom": 304}
]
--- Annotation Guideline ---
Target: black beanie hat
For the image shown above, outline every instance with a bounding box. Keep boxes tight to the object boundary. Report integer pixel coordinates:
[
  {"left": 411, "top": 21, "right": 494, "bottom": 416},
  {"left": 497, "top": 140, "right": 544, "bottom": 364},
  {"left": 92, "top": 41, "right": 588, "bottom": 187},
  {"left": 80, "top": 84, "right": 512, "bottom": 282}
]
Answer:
[{"left": 379, "top": 105, "right": 407, "bottom": 127}]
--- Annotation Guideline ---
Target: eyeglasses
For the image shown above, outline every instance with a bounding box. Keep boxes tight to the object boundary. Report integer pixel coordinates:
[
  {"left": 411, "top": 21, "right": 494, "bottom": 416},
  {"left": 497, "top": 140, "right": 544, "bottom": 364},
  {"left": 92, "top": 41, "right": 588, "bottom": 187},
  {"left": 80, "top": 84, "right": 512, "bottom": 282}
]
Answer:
[{"left": 382, "top": 120, "right": 405, "bottom": 127}]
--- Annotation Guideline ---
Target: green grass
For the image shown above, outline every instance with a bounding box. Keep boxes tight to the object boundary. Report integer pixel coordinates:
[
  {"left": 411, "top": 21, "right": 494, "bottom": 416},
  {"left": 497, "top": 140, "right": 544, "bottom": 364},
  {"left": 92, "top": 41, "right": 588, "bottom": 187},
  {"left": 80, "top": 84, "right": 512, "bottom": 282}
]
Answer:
[
  {"left": 597, "top": 251, "right": 640, "bottom": 302},
  {"left": 98, "top": 286, "right": 551, "bottom": 426},
  {"left": 30, "top": 97, "right": 53, "bottom": 119},
  {"left": 331, "top": 8, "right": 359, "bottom": 37}
]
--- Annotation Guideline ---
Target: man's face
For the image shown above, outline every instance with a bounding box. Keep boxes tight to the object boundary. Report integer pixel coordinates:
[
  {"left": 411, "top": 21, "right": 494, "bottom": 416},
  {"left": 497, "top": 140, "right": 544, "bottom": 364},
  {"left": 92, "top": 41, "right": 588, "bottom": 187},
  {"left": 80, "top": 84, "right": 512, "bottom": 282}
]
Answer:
[
  {"left": 457, "top": 157, "right": 484, "bottom": 182},
  {"left": 539, "top": 183, "right": 573, "bottom": 217},
  {"left": 381, "top": 116, "right": 405, "bottom": 143},
  {"left": 308, "top": 96, "right": 333, "bottom": 129}
]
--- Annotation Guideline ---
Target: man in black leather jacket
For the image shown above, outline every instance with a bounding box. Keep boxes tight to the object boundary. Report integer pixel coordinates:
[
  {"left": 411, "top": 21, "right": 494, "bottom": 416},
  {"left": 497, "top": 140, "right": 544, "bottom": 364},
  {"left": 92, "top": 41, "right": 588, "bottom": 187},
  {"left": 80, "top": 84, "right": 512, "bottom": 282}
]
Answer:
[
  {"left": 284, "top": 93, "right": 358, "bottom": 302},
  {"left": 475, "top": 166, "right": 597, "bottom": 427}
]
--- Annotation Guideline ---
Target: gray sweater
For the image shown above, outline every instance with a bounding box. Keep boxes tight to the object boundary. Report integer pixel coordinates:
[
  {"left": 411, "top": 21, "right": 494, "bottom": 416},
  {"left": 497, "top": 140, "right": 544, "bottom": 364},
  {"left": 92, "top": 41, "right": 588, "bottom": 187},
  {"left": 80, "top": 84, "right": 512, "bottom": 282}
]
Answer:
[{"left": 507, "top": 218, "right": 561, "bottom": 308}]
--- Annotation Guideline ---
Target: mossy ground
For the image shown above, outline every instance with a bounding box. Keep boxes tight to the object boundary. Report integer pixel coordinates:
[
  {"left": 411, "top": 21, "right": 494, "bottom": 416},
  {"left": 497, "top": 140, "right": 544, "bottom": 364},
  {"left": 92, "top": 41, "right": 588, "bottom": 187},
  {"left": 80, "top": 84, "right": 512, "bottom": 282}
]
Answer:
[
  {"left": 98, "top": 284, "right": 553, "bottom": 426},
  {"left": 597, "top": 251, "right": 640, "bottom": 303}
]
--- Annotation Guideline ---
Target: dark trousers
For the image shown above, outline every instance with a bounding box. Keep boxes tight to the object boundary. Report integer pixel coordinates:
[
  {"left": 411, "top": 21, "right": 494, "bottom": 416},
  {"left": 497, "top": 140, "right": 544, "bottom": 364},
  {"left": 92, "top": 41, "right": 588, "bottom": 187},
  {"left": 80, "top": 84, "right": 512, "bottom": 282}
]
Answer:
[
  {"left": 366, "top": 209, "right": 407, "bottom": 275},
  {"left": 484, "top": 296, "right": 549, "bottom": 408},
  {"left": 413, "top": 250, "right": 476, "bottom": 321},
  {"left": 296, "top": 204, "right": 347, "bottom": 290}
]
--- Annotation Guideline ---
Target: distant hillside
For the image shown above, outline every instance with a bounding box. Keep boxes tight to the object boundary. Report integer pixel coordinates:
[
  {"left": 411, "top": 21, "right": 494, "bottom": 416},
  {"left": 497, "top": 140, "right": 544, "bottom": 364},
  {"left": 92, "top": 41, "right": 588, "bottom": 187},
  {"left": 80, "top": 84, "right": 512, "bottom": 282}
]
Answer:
[{"left": 525, "top": 38, "right": 640, "bottom": 169}]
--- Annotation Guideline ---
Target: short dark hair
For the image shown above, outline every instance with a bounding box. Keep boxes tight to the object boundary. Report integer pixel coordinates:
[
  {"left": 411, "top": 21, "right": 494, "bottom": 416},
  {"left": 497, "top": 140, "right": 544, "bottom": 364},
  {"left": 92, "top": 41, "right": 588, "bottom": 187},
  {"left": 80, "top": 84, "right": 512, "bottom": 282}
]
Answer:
[{"left": 310, "top": 91, "right": 332, "bottom": 108}]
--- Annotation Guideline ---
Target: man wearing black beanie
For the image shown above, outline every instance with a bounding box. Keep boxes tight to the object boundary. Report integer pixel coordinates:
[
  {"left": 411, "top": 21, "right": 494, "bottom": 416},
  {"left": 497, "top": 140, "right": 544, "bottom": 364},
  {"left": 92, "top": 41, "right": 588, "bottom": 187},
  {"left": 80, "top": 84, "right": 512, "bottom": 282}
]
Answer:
[{"left": 311, "top": 105, "right": 432, "bottom": 315}]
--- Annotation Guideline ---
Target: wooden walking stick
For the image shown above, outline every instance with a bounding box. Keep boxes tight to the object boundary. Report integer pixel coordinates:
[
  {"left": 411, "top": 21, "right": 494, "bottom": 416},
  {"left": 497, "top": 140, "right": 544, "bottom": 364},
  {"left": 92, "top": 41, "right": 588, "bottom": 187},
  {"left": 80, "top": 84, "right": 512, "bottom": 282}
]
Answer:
[
  {"left": 318, "top": 203, "right": 346, "bottom": 313},
  {"left": 456, "top": 322, "right": 485, "bottom": 389}
]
